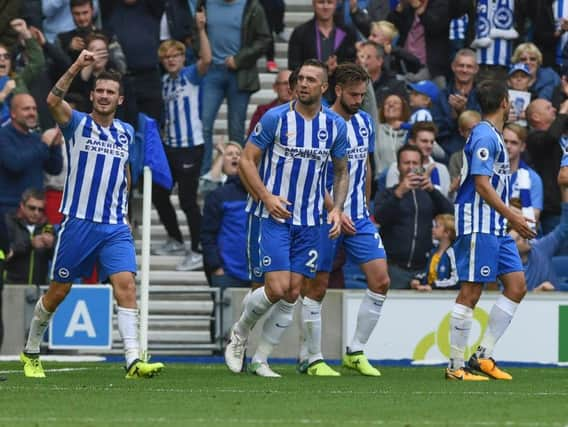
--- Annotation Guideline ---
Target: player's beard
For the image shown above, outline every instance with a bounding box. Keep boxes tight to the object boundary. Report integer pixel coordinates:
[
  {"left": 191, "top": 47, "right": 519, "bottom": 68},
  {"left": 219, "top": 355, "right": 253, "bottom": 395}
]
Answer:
[{"left": 340, "top": 97, "right": 360, "bottom": 115}]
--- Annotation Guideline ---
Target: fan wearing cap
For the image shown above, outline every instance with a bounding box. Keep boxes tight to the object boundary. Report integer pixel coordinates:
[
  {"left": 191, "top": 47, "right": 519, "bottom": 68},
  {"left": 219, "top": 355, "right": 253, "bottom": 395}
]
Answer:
[
  {"left": 507, "top": 63, "right": 535, "bottom": 125},
  {"left": 400, "top": 80, "right": 439, "bottom": 131}
]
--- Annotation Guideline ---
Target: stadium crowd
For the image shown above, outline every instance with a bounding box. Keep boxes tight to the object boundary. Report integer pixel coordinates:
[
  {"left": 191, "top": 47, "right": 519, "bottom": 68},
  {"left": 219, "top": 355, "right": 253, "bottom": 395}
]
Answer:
[{"left": 2, "top": 0, "right": 568, "bottom": 358}]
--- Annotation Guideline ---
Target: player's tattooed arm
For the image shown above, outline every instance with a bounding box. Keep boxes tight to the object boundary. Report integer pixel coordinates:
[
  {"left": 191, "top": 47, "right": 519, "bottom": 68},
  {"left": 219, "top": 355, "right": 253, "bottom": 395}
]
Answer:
[{"left": 331, "top": 156, "right": 349, "bottom": 210}]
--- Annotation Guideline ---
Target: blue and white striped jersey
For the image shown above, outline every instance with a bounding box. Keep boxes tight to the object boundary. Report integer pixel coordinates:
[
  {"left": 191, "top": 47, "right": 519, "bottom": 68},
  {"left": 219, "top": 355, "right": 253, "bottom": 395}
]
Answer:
[
  {"left": 162, "top": 65, "right": 204, "bottom": 148},
  {"left": 455, "top": 121, "right": 510, "bottom": 236},
  {"left": 342, "top": 111, "right": 374, "bottom": 220},
  {"left": 248, "top": 102, "right": 348, "bottom": 226},
  {"left": 449, "top": 14, "right": 469, "bottom": 41},
  {"left": 59, "top": 110, "right": 133, "bottom": 224}
]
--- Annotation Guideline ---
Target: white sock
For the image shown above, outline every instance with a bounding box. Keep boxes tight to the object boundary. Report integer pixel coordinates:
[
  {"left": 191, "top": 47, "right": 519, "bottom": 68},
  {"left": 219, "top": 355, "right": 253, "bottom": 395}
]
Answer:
[
  {"left": 348, "top": 289, "right": 385, "bottom": 353},
  {"left": 117, "top": 306, "right": 139, "bottom": 367},
  {"left": 476, "top": 295, "right": 518, "bottom": 358},
  {"left": 448, "top": 303, "right": 473, "bottom": 370},
  {"left": 301, "top": 297, "right": 323, "bottom": 364},
  {"left": 252, "top": 299, "right": 296, "bottom": 364},
  {"left": 234, "top": 287, "right": 273, "bottom": 338},
  {"left": 241, "top": 289, "right": 253, "bottom": 310},
  {"left": 24, "top": 297, "right": 53, "bottom": 354}
]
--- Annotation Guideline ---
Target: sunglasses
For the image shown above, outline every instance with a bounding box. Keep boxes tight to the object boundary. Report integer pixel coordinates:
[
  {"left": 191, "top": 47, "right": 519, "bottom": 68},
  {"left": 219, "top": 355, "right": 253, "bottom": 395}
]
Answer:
[
  {"left": 26, "top": 205, "right": 45, "bottom": 212},
  {"left": 519, "top": 56, "right": 538, "bottom": 62}
]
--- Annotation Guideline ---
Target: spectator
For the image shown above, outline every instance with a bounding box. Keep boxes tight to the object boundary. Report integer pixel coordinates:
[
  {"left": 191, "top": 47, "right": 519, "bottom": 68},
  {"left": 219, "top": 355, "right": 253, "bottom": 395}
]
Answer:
[
  {"left": 5, "top": 189, "right": 55, "bottom": 285},
  {"left": 387, "top": 0, "right": 450, "bottom": 86},
  {"left": 504, "top": 122, "right": 543, "bottom": 224},
  {"left": 512, "top": 42, "right": 560, "bottom": 102},
  {"left": 201, "top": 143, "right": 250, "bottom": 287},
  {"left": 160, "top": 0, "right": 194, "bottom": 44},
  {"left": 401, "top": 79, "right": 439, "bottom": 131},
  {"left": 42, "top": 0, "right": 100, "bottom": 43},
  {"left": 367, "top": 20, "right": 421, "bottom": 77},
  {"left": 258, "top": 0, "right": 285, "bottom": 72},
  {"left": 0, "top": 94, "right": 62, "bottom": 224},
  {"left": 200, "top": 0, "right": 271, "bottom": 174},
  {"left": 470, "top": 0, "right": 520, "bottom": 82},
  {"left": 0, "top": 19, "right": 45, "bottom": 125},
  {"left": 288, "top": 0, "right": 357, "bottom": 72},
  {"left": 0, "top": 0, "right": 21, "bottom": 51},
  {"left": 510, "top": 168, "right": 568, "bottom": 291},
  {"left": 200, "top": 141, "right": 243, "bottom": 197},
  {"left": 373, "top": 92, "right": 409, "bottom": 176},
  {"left": 42, "top": 127, "right": 67, "bottom": 225},
  {"left": 101, "top": 0, "right": 164, "bottom": 125},
  {"left": 431, "top": 48, "right": 480, "bottom": 157},
  {"left": 385, "top": 121, "right": 451, "bottom": 197},
  {"left": 410, "top": 213, "right": 459, "bottom": 291},
  {"left": 5, "top": 189, "right": 55, "bottom": 337},
  {"left": 525, "top": 98, "right": 568, "bottom": 234},
  {"left": 448, "top": 109, "right": 481, "bottom": 196},
  {"left": 247, "top": 69, "right": 291, "bottom": 136},
  {"left": 358, "top": 41, "right": 406, "bottom": 108},
  {"left": 151, "top": 12, "right": 212, "bottom": 271},
  {"left": 56, "top": 0, "right": 126, "bottom": 74},
  {"left": 374, "top": 144, "right": 452, "bottom": 288}
]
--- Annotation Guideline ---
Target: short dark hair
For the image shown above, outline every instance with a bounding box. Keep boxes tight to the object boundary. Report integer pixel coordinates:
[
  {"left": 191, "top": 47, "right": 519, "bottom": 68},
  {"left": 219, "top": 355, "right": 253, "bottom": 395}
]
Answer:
[
  {"left": 93, "top": 70, "right": 123, "bottom": 95},
  {"left": 361, "top": 40, "right": 384, "bottom": 59},
  {"left": 409, "top": 121, "right": 438, "bottom": 140},
  {"left": 85, "top": 32, "right": 109, "bottom": 47},
  {"left": 300, "top": 58, "right": 329, "bottom": 83},
  {"left": 21, "top": 188, "right": 45, "bottom": 204},
  {"left": 289, "top": 67, "right": 299, "bottom": 90},
  {"left": 70, "top": 0, "right": 93, "bottom": 8},
  {"left": 334, "top": 62, "right": 369, "bottom": 87},
  {"left": 397, "top": 144, "right": 423, "bottom": 165},
  {"left": 477, "top": 80, "right": 508, "bottom": 115}
]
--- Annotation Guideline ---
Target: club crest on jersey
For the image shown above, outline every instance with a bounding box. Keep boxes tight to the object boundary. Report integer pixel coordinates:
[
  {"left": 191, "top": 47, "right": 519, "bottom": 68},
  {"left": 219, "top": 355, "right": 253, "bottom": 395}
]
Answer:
[
  {"left": 317, "top": 129, "right": 328, "bottom": 141},
  {"left": 58, "top": 268, "right": 70, "bottom": 279},
  {"left": 477, "top": 147, "right": 489, "bottom": 161},
  {"left": 116, "top": 133, "right": 129, "bottom": 146},
  {"left": 359, "top": 126, "right": 369, "bottom": 138},
  {"left": 254, "top": 122, "right": 262, "bottom": 136}
]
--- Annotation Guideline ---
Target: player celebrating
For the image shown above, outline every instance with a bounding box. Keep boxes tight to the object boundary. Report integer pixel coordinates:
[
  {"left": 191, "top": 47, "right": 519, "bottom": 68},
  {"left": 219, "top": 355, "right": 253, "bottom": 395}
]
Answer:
[
  {"left": 447, "top": 80, "right": 536, "bottom": 381},
  {"left": 20, "top": 50, "right": 164, "bottom": 379},
  {"left": 225, "top": 59, "right": 349, "bottom": 377},
  {"left": 298, "top": 63, "right": 390, "bottom": 376}
]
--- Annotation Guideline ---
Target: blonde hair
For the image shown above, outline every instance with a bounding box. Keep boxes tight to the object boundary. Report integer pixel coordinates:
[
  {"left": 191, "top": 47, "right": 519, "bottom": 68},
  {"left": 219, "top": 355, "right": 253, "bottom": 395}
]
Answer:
[
  {"left": 370, "top": 20, "right": 398, "bottom": 42},
  {"left": 435, "top": 214, "right": 456, "bottom": 242},
  {"left": 504, "top": 122, "right": 528, "bottom": 143},
  {"left": 158, "top": 39, "right": 186, "bottom": 59},
  {"left": 224, "top": 141, "right": 243, "bottom": 154},
  {"left": 511, "top": 42, "right": 543, "bottom": 67},
  {"left": 457, "top": 110, "right": 481, "bottom": 133}
]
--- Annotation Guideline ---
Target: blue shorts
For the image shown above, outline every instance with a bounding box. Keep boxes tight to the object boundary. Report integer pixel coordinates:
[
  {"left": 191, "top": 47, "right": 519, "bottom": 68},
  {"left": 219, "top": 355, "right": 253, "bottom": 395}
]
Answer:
[
  {"left": 246, "top": 214, "right": 264, "bottom": 283},
  {"left": 454, "top": 233, "right": 522, "bottom": 283},
  {"left": 51, "top": 217, "right": 137, "bottom": 282},
  {"left": 259, "top": 217, "right": 320, "bottom": 278},
  {"left": 342, "top": 217, "right": 386, "bottom": 265},
  {"left": 317, "top": 223, "right": 338, "bottom": 273},
  {"left": 317, "top": 218, "right": 385, "bottom": 273}
]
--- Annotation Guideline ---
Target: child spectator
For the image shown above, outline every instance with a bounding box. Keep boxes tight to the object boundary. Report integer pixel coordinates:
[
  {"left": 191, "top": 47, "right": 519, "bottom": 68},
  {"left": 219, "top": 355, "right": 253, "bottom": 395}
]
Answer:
[
  {"left": 410, "top": 213, "right": 458, "bottom": 291},
  {"left": 448, "top": 110, "right": 481, "bottom": 196},
  {"left": 507, "top": 63, "right": 534, "bottom": 125},
  {"left": 368, "top": 20, "right": 421, "bottom": 77},
  {"left": 401, "top": 80, "right": 439, "bottom": 130}
]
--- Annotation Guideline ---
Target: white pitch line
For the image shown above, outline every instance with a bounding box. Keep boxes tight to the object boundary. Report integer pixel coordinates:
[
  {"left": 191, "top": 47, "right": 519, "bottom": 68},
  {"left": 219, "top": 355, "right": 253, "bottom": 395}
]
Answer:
[{"left": 0, "top": 367, "right": 93, "bottom": 374}]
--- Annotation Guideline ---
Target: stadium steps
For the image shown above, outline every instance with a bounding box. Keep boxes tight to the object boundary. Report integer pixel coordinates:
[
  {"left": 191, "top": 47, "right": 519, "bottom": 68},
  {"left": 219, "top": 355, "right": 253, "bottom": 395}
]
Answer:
[{"left": 120, "top": 2, "right": 306, "bottom": 355}]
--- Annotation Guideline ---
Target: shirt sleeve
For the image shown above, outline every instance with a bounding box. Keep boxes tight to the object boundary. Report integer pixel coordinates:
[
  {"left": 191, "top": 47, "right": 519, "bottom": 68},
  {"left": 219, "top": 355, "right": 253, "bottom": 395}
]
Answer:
[
  {"left": 468, "top": 129, "right": 496, "bottom": 177},
  {"left": 182, "top": 65, "right": 201, "bottom": 86},
  {"left": 366, "top": 114, "right": 375, "bottom": 154},
  {"left": 331, "top": 117, "right": 348, "bottom": 159},
  {"left": 248, "top": 109, "right": 278, "bottom": 151},
  {"left": 59, "top": 110, "right": 84, "bottom": 145},
  {"left": 529, "top": 168, "right": 544, "bottom": 211}
]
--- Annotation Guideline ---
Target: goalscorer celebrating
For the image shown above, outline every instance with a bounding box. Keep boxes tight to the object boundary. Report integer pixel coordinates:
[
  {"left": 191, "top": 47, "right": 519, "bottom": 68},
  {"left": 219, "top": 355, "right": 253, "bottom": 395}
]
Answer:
[{"left": 20, "top": 50, "right": 164, "bottom": 379}]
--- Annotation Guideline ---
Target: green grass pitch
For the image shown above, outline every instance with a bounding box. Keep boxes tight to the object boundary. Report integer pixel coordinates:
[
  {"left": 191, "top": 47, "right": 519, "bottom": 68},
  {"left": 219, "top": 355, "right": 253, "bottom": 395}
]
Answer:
[{"left": 1, "top": 362, "right": 568, "bottom": 427}]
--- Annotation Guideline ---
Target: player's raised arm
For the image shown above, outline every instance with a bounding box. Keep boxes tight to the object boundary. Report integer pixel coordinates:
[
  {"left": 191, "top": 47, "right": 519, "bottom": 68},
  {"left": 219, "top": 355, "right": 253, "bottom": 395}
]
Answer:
[{"left": 46, "top": 49, "right": 95, "bottom": 125}]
